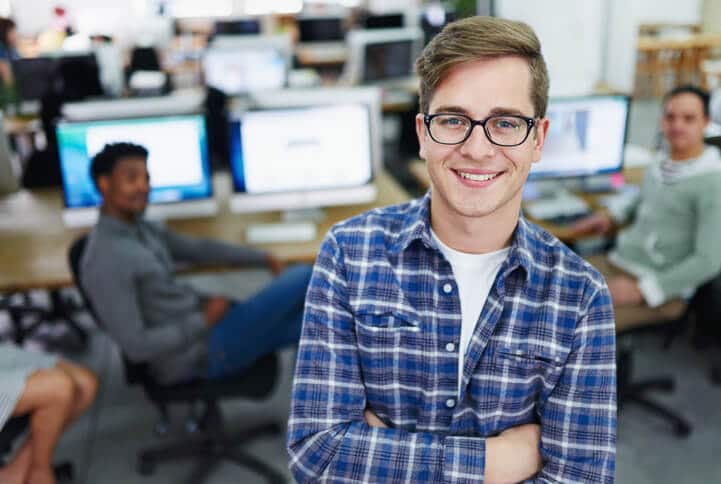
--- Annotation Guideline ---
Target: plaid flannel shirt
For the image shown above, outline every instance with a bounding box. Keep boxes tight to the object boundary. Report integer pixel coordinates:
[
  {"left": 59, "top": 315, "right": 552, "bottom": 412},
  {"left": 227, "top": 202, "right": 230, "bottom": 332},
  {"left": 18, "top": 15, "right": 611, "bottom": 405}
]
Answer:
[{"left": 288, "top": 193, "right": 616, "bottom": 483}]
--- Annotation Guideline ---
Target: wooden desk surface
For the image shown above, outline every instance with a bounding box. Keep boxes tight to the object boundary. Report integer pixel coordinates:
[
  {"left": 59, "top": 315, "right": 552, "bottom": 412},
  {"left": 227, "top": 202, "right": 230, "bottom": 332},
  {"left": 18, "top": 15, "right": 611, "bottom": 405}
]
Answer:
[
  {"left": 408, "top": 160, "right": 646, "bottom": 243},
  {"left": 0, "top": 171, "right": 410, "bottom": 293}
]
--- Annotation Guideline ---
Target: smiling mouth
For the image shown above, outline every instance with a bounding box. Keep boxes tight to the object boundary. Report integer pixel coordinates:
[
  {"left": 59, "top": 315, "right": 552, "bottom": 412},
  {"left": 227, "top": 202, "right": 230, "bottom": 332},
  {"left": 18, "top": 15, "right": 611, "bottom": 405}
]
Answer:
[{"left": 453, "top": 169, "right": 503, "bottom": 182}]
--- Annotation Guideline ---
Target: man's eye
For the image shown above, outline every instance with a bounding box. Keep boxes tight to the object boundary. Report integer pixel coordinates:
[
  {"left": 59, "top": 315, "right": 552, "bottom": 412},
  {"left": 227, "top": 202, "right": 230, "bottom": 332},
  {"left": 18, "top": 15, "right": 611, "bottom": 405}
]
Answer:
[
  {"left": 438, "top": 116, "right": 466, "bottom": 127},
  {"left": 493, "top": 118, "right": 521, "bottom": 130}
]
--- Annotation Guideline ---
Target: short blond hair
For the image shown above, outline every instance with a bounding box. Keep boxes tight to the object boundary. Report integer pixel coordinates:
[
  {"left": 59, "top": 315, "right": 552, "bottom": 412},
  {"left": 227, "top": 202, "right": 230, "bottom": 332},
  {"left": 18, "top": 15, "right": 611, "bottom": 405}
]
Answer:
[{"left": 415, "top": 16, "right": 549, "bottom": 118}]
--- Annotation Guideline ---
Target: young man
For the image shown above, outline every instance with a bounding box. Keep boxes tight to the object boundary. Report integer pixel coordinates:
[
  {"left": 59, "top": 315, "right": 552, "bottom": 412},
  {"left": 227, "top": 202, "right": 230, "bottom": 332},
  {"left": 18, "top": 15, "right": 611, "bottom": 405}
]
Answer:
[
  {"left": 81, "top": 142, "right": 312, "bottom": 385},
  {"left": 288, "top": 16, "right": 616, "bottom": 483},
  {"left": 573, "top": 85, "right": 721, "bottom": 314}
]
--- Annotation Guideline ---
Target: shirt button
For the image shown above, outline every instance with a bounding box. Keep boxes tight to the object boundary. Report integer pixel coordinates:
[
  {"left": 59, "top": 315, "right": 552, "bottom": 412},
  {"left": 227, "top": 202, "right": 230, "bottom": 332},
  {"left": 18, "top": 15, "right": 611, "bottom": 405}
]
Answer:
[
  {"left": 445, "top": 342, "right": 456, "bottom": 352},
  {"left": 446, "top": 398, "right": 456, "bottom": 408},
  {"left": 442, "top": 283, "right": 453, "bottom": 294}
]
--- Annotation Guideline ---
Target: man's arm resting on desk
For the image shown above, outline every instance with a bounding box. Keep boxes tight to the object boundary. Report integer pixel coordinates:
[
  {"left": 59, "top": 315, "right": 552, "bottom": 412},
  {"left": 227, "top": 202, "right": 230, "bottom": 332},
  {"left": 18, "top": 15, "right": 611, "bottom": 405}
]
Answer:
[
  {"left": 155, "top": 224, "right": 269, "bottom": 268},
  {"left": 287, "top": 234, "right": 540, "bottom": 484}
]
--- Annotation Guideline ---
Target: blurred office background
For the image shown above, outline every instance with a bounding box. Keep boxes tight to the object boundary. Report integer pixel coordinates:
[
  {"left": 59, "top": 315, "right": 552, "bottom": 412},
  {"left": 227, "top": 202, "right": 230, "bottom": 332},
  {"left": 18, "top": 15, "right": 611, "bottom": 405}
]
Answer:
[{"left": 1, "top": 0, "right": 721, "bottom": 483}]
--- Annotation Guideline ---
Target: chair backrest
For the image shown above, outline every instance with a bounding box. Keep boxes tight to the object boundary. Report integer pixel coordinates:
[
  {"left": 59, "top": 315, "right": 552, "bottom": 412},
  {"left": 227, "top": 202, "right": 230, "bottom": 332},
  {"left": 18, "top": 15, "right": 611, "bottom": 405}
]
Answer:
[{"left": 68, "top": 235, "right": 151, "bottom": 387}]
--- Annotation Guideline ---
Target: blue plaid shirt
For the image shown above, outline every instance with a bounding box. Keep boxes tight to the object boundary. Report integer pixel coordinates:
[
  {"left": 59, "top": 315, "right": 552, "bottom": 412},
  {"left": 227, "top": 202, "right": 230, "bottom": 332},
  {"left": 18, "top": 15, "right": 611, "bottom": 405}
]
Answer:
[{"left": 288, "top": 193, "right": 616, "bottom": 483}]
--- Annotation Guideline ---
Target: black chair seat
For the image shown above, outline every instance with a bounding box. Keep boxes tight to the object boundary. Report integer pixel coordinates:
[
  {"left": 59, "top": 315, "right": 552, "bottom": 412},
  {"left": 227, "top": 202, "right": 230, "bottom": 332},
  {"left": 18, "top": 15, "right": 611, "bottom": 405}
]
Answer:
[
  {"left": 144, "top": 353, "right": 278, "bottom": 403},
  {"left": 0, "top": 415, "right": 30, "bottom": 458}
]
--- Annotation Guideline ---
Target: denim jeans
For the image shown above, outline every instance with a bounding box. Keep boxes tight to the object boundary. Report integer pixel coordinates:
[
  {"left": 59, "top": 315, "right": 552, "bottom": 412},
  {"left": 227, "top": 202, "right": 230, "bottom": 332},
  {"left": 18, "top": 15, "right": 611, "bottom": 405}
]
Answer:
[{"left": 207, "top": 264, "right": 312, "bottom": 380}]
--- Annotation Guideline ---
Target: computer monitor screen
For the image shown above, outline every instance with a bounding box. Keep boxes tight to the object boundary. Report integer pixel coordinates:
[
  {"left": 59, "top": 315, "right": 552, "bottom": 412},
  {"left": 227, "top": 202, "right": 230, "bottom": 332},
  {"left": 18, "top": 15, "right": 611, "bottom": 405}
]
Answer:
[
  {"left": 298, "top": 17, "right": 344, "bottom": 42},
  {"left": 203, "top": 46, "right": 286, "bottom": 95},
  {"left": 227, "top": 87, "right": 381, "bottom": 213},
  {"left": 363, "top": 40, "right": 413, "bottom": 82},
  {"left": 344, "top": 28, "right": 422, "bottom": 85},
  {"left": 56, "top": 114, "right": 212, "bottom": 210},
  {"left": 363, "top": 13, "right": 404, "bottom": 29},
  {"left": 12, "top": 54, "right": 103, "bottom": 102},
  {"left": 12, "top": 57, "right": 55, "bottom": 101},
  {"left": 213, "top": 19, "right": 261, "bottom": 36},
  {"left": 529, "top": 95, "right": 630, "bottom": 179}
]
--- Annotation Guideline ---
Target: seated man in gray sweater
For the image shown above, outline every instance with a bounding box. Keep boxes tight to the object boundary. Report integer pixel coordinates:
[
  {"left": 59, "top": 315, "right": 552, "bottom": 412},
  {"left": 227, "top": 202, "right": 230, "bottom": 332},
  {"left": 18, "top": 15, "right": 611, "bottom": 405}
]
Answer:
[
  {"left": 81, "top": 142, "right": 312, "bottom": 385},
  {"left": 573, "top": 85, "right": 721, "bottom": 315}
]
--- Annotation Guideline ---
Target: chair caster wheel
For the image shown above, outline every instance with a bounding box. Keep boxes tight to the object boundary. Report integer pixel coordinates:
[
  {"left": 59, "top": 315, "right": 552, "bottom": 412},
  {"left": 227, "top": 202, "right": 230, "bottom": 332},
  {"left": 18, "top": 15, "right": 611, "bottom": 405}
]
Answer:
[{"left": 138, "top": 456, "right": 156, "bottom": 476}]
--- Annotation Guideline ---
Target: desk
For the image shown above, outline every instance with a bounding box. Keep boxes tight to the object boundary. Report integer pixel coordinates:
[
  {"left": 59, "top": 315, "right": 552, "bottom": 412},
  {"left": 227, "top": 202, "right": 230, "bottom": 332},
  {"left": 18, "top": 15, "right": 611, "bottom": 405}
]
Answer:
[
  {"left": 408, "top": 159, "right": 646, "bottom": 244},
  {"left": 0, "top": 170, "right": 410, "bottom": 293}
]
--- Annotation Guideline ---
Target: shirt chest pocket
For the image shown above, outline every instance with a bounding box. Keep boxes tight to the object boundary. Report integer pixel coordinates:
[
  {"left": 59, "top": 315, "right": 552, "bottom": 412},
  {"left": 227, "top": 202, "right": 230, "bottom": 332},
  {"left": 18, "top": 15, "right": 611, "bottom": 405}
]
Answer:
[
  {"left": 472, "top": 343, "right": 566, "bottom": 426},
  {"left": 354, "top": 309, "right": 425, "bottom": 408}
]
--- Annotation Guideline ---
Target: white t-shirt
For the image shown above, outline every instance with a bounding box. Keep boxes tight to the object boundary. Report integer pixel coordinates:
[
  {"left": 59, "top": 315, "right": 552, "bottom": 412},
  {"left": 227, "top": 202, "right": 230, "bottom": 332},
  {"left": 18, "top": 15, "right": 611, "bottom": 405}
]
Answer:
[{"left": 431, "top": 230, "right": 510, "bottom": 396}]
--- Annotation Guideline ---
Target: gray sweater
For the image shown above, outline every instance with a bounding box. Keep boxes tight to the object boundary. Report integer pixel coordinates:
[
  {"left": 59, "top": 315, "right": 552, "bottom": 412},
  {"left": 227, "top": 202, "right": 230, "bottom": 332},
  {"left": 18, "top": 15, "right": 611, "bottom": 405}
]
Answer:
[
  {"left": 80, "top": 213, "right": 268, "bottom": 384},
  {"left": 610, "top": 146, "right": 721, "bottom": 306}
]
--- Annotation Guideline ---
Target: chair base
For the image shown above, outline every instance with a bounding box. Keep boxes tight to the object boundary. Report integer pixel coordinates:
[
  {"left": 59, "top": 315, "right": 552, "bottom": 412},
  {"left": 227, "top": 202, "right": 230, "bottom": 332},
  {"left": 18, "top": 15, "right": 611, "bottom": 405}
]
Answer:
[
  {"left": 619, "top": 378, "right": 692, "bottom": 437},
  {"left": 137, "top": 421, "right": 285, "bottom": 484},
  {"left": 711, "top": 365, "right": 721, "bottom": 386}
]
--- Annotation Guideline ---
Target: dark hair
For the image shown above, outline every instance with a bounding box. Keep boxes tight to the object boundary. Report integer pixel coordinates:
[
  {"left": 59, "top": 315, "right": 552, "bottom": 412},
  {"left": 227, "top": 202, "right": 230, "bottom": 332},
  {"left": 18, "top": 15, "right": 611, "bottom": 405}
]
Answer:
[
  {"left": 90, "top": 142, "right": 148, "bottom": 188},
  {"left": 0, "top": 17, "right": 15, "bottom": 47},
  {"left": 664, "top": 85, "right": 710, "bottom": 117}
]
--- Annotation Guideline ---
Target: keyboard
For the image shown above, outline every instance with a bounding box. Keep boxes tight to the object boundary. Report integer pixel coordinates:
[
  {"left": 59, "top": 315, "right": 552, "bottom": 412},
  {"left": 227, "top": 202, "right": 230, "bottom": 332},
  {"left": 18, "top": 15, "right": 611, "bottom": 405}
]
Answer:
[
  {"left": 524, "top": 194, "right": 591, "bottom": 221},
  {"left": 245, "top": 222, "right": 317, "bottom": 244}
]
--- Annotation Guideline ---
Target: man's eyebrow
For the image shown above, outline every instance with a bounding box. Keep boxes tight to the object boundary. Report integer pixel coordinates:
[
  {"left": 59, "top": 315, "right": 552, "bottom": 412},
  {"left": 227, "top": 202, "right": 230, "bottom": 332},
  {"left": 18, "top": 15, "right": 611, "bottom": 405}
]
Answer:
[{"left": 431, "top": 105, "right": 533, "bottom": 117}]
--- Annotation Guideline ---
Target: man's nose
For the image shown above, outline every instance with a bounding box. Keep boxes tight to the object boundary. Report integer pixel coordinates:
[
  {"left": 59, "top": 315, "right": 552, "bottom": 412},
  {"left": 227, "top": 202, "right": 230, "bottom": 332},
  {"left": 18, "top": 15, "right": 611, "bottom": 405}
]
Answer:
[{"left": 459, "top": 124, "right": 496, "bottom": 159}]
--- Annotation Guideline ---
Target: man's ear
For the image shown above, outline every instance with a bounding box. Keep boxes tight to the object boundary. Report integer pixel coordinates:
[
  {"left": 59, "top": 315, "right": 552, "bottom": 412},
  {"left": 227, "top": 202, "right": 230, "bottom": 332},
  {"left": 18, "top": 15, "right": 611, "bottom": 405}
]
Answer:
[
  {"left": 96, "top": 175, "right": 109, "bottom": 196},
  {"left": 415, "top": 113, "right": 428, "bottom": 160}
]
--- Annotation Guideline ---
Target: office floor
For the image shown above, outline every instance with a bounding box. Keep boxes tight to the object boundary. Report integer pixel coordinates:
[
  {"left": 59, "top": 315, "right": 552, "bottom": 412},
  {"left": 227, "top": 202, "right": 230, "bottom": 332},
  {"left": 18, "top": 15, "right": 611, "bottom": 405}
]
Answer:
[{"left": 3, "top": 99, "right": 721, "bottom": 483}]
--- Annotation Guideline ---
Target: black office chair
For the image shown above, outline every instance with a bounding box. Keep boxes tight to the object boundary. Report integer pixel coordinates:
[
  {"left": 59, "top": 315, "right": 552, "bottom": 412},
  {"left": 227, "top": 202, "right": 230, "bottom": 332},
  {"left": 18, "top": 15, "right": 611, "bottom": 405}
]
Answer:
[
  {"left": 0, "top": 415, "right": 74, "bottom": 482},
  {"left": 614, "top": 281, "right": 720, "bottom": 438},
  {"left": 68, "top": 235, "right": 286, "bottom": 484}
]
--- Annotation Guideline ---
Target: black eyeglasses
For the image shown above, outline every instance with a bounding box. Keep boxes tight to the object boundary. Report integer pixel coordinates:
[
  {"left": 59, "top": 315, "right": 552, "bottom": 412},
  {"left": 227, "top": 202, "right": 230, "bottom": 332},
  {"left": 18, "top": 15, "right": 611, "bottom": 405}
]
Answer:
[{"left": 423, "top": 112, "right": 537, "bottom": 147}]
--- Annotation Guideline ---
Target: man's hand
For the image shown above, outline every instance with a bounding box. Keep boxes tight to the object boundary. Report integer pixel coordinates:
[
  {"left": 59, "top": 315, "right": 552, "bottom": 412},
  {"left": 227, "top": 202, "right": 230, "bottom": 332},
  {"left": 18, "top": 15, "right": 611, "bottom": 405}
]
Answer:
[
  {"left": 267, "top": 254, "right": 285, "bottom": 276},
  {"left": 364, "top": 408, "right": 388, "bottom": 428},
  {"left": 485, "top": 424, "right": 542, "bottom": 484},
  {"left": 203, "top": 296, "right": 231, "bottom": 327},
  {"left": 571, "top": 212, "right": 614, "bottom": 237},
  {"left": 607, "top": 275, "right": 644, "bottom": 306}
]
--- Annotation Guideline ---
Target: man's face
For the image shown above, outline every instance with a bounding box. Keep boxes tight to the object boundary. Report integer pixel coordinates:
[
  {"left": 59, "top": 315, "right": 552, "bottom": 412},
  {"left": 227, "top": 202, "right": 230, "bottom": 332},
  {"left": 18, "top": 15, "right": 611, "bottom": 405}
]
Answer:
[
  {"left": 416, "top": 56, "right": 548, "bottom": 222},
  {"left": 661, "top": 92, "right": 708, "bottom": 154},
  {"left": 98, "top": 156, "right": 150, "bottom": 218}
]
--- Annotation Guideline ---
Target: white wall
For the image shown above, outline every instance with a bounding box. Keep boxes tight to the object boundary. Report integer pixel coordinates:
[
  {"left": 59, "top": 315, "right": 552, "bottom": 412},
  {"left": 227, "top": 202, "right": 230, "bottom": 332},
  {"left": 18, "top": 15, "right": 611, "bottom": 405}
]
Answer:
[
  {"left": 496, "top": 0, "right": 702, "bottom": 95},
  {"left": 496, "top": 0, "right": 605, "bottom": 97}
]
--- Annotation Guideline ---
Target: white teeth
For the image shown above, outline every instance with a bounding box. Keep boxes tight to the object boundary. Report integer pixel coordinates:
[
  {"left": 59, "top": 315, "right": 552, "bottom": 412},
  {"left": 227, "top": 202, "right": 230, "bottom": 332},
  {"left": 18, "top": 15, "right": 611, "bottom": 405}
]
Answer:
[{"left": 458, "top": 171, "right": 498, "bottom": 181}]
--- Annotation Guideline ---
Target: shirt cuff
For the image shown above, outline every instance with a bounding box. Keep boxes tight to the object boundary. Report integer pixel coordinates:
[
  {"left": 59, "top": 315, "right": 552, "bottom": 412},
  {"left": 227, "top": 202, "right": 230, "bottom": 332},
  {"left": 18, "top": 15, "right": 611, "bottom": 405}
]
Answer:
[
  {"left": 442, "top": 435, "right": 486, "bottom": 483},
  {"left": 638, "top": 275, "right": 666, "bottom": 307}
]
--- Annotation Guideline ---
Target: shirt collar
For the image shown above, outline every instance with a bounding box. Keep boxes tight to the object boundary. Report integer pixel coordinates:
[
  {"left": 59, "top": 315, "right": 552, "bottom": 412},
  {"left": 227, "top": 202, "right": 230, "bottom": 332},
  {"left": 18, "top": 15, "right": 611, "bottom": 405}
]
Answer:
[
  {"left": 389, "top": 190, "right": 535, "bottom": 282},
  {"left": 97, "top": 211, "right": 144, "bottom": 237}
]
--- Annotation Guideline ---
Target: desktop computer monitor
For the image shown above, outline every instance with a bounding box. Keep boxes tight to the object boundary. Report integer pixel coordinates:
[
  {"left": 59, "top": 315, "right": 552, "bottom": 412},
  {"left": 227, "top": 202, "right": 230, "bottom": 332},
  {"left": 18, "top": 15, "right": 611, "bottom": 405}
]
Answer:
[
  {"left": 344, "top": 28, "right": 423, "bottom": 85},
  {"left": 212, "top": 18, "right": 261, "bottom": 36},
  {"left": 362, "top": 13, "right": 405, "bottom": 29},
  {"left": 297, "top": 16, "right": 345, "bottom": 43},
  {"left": 529, "top": 95, "right": 631, "bottom": 180},
  {"left": 56, "top": 114, "right": 215, "bottom": 227},
  {"left": 227, "top": 86, "right": 382, "bottom": 214},
  {"left": 13, "top": 53, "right": 103, "bottom": 103},
  {"left": 202, "top": 34, "right": 292, "bottom": 96}
]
